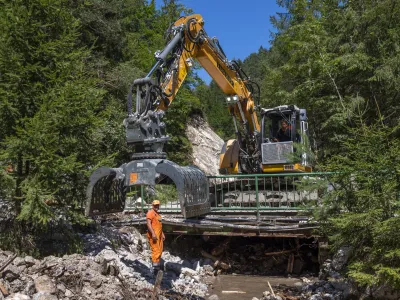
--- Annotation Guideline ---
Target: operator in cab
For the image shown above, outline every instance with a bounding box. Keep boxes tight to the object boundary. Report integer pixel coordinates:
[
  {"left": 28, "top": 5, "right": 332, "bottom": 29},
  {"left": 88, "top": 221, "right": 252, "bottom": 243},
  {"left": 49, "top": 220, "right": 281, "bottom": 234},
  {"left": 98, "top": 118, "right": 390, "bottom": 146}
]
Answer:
[
  {"left": 146, "top": 200, "right": 165, "bottom": 275},
  {"left": 273, "top": 120, "right": 291, "bottom": 142}
]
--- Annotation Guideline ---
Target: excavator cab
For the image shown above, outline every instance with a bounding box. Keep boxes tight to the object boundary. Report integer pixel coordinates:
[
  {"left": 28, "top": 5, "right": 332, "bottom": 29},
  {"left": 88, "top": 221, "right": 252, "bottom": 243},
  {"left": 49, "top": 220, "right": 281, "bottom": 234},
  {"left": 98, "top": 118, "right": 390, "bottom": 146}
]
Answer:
[{"left": 260, "top": 105, "right": 311, "bottom": 173}]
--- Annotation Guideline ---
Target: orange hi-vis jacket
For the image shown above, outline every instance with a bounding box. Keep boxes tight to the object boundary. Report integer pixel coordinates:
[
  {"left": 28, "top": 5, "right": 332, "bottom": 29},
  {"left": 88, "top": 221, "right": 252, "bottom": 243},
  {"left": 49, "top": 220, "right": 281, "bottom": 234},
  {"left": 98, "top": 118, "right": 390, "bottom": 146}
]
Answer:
[{"left": 146, "top": 209, "right": 163, "bottom": 264}]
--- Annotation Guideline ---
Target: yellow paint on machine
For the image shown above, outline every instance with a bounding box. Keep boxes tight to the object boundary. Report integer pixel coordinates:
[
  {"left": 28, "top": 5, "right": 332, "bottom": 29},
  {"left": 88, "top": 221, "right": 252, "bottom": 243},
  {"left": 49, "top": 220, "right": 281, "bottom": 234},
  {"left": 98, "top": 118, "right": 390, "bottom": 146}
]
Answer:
[{"left": 262, "top": 163, "right": 312, "bottom": 173}]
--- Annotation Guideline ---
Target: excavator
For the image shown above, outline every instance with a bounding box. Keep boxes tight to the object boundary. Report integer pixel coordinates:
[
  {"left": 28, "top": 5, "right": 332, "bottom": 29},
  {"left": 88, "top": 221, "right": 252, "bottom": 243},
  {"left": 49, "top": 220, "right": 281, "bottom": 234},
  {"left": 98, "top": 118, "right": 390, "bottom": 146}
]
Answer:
[{"left": 85, "top": 14, "right": 311, "bottom": 219}]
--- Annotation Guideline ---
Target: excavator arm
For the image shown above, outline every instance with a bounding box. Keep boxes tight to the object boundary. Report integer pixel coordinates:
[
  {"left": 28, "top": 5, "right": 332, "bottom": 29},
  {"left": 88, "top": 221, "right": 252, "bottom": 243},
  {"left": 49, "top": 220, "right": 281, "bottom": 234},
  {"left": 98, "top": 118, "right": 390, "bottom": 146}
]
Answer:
[{"left": 124, "top": 14, "right": 262, "bottom": 173}]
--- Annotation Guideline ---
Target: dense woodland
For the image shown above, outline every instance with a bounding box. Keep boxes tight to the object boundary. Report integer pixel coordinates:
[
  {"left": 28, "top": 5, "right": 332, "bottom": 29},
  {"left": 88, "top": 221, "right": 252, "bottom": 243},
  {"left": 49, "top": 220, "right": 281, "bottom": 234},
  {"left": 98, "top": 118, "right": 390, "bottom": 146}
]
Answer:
[{"left": 0, "top": 0, "right": 399, "bottom": 290}]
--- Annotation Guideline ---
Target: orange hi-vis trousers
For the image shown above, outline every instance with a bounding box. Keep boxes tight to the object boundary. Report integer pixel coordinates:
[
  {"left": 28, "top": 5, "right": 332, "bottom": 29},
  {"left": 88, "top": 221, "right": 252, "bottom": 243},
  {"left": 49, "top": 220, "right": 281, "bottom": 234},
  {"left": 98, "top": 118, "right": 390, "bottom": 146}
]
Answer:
[{"left": 146, "top": 209, "right": 163, "bottom": 265}]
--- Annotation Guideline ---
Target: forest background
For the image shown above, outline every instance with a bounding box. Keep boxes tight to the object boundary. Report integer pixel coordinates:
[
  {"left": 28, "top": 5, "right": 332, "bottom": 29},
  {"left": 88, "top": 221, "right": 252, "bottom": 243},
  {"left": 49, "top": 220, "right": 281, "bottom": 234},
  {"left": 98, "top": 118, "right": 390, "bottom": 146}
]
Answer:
[{"left": 0, "top": 0, "right": 399, "bottom": 290}]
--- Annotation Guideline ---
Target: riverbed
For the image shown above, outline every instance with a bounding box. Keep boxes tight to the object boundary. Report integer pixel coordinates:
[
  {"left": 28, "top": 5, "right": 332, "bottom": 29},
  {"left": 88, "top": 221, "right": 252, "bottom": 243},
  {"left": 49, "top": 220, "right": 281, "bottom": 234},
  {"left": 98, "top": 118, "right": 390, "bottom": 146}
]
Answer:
[{"left": 209, "top": 274, "right": 305, "bottom": 300}]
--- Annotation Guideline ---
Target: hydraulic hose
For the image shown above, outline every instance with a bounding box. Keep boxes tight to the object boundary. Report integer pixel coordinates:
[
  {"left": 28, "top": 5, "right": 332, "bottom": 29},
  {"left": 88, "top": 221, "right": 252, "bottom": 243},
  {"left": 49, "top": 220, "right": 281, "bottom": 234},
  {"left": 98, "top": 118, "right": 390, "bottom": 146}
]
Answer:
[{"left": 186, "top": 18, "right": 201, "bottom": 43}]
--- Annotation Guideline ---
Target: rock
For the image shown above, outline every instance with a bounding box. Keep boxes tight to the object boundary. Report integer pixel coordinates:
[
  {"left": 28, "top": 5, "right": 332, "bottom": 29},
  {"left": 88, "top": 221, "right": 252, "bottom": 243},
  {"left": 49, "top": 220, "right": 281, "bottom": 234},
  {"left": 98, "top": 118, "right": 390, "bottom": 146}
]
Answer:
[
  {"left": 332, "top": 246, "right": 352, "bottom": 271},
  {"left": 51, "top": 265, "right": 64, "bottom": 277},
  {"left": 323, "top": 282, "right": 334, "bottom": 292},
  {"left": 203, "top": 258, "right": 213, "bottom": 266},
  {"left": 203, "top": 265, "right": 214, "bottom": 275},
  {"left": 108, "top": 264, "right": 119, "bottom": 276},
  {"left": 56, "top": 283, "right": 66, "bottom": 293},
  {"left": 90, "top": 277, "right": 102, "bottom": 288},
  {"left": 193, "top": 260, "right": 202, "bottom": 272},
  {"left": 34, "top": 275, "right": 56, "bottom": 294},
  {"left": 263, "top": 291, "right": 271, "bottom": 297},
  {"left": 309, "top": 295, "right": 323, "bottom": 300},
  {"left": 3, "top": 265, "right": 20, "bottom": 281},
  {"left": 23, "top": 280, "right": 35, "bottom": 296},
  {"left": 330, "top": 279, "right": 349, "bottom": 291},
  {"left": 181, "top": 267, "right": 197, "bottom": 277},
  {"left": 6, "top": 293, "right": 31, "bottom": 300},
  {"left": 99, "top": 258, "right": 108, "bottom": 275},
  {"left": 252, "top": 298, "right": 259, "bottom": 300},
  {"left": 182, "top": 260, "right": 192, "bottom": 269},
  {"left": 207, "top": 295, "right": 219, "bottom": 300},
  {"left": 165, "top": 262, "right": 185, "bottom": 275},
  {"left": 32, "top": 293, "right": 57, "bottom": 300},
  {"left": 64, "top": 289, "right": 73, "bottom": 297},
  {"left": 186, "top": 116, "right": 224, "bottom": 175},
  {"left": 9, "top": 279, "right": 26, "bottom": 294},
  {"left": 13, "top": 257, "right": 26, "bottom": 267},
  {"left": 17, "top": 265, "right": 26, "bottom": 274},
  {"left": 82, "top": 287, "right": 92, "bottom": 295},
  {"left": 294, "top": 282, "right": 303, "bottom": 291},
  {"left": 24, "top": 256, "right": 35, "bottom": 266},
  {"left": 102, "top": 250, "right": 118, "bottom": 262}
]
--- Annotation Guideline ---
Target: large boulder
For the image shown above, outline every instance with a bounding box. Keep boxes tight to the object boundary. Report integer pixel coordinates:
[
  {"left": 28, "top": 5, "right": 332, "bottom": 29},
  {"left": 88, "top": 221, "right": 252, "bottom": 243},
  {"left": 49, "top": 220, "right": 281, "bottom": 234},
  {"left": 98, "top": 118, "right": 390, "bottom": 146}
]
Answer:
[
  {"left": 332, "top": 246, "right": 352, "bottom": 271},
  {"left": 33, "top": 276, "right": 56, "bottom": 294}
]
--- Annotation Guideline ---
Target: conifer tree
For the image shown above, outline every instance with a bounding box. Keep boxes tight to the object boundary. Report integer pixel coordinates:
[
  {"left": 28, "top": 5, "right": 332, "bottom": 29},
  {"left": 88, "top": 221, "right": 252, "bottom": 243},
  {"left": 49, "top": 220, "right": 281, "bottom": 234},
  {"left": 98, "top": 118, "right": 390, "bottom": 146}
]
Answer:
[{"left": 0, "top": 0, "right": 108, "bottom": 226}]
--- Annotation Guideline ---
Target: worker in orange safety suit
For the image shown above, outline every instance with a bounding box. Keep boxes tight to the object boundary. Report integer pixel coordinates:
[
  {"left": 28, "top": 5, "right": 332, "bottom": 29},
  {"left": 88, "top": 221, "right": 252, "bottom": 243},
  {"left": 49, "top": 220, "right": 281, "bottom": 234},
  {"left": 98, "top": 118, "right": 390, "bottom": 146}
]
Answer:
[{"left": 146, "top": 200, "right": 165, "bottom": 275}]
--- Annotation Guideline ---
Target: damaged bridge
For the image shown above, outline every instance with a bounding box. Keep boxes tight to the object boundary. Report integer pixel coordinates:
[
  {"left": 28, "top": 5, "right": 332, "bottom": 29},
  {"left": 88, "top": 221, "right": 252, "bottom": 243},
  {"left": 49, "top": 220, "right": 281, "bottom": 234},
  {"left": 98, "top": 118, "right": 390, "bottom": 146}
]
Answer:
[{"left": 87, "top": 170, "right": 332, "bottom": 239}]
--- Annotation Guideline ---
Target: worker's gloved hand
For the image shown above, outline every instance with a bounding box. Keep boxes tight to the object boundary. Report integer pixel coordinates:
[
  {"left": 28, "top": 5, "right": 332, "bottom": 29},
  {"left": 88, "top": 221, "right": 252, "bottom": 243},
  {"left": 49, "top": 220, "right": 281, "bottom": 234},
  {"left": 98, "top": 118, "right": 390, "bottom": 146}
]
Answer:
[{"left": 152, "top": 234, "right": 158, "bottom": 242}]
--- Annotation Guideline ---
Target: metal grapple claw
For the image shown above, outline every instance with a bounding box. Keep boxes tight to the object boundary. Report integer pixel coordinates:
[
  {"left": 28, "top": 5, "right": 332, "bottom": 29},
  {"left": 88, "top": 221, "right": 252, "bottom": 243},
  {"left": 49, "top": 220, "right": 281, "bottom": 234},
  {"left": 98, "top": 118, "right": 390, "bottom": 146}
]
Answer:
[
  {"left": 85, "top": 159, "right": 210, "bottom": 218},
  {"left": 85, "top": 167, "right": 126, "bottom": 217}
]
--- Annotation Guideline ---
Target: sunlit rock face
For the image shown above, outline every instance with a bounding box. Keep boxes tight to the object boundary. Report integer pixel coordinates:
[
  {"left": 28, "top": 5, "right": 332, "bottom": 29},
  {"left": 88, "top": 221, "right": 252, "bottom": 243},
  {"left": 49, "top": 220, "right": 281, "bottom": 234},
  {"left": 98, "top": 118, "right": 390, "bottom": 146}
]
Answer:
[{"left": 186, "top": 115, "right": 224, "bottom": 176}]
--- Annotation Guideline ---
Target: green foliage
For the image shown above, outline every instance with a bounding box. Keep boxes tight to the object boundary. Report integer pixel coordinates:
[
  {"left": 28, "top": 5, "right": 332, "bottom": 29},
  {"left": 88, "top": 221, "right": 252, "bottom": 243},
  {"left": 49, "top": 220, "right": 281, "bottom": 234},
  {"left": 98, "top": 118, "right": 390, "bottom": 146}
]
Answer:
[
  {"left": 145, "top": 184, "right": 178, "bottom": 205},
  {"left": 195, "top": 82, "right": 235, "bottom": 140},
  {"left": 0, "top": 0, "right": 120, "bottom": 227},
  {"left": 262, "top": 1, "right": 400, "bottom": 289},
  {"left": 0, "top": 0, "right": 198, "bottom": 234},
  {"left": 17, "top": 177, "right": 54, "bottom": 226},
  {"left": 0, "top": 169, "right": 15, "bottom": 200},
  {"left": 314, "top": 123, "right": 400, "bottom": 288}
]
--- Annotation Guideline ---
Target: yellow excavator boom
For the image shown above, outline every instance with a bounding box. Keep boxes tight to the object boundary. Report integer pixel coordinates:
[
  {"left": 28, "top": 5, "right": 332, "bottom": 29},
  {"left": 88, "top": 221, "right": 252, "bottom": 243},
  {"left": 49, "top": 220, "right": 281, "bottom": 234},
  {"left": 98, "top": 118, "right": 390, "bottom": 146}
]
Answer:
[{"left": 124, "top": 14, "right": 262, "bottom": 173}]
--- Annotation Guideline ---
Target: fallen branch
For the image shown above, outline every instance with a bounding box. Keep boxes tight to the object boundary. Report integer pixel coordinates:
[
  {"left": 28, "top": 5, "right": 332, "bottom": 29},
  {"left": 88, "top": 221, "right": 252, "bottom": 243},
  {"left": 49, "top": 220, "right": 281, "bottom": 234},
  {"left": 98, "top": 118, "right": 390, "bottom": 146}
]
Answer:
[
  {"left": 222, "top": 291, "right": 246, "bottom": 294},
  {"left": 200, "top": 250, "right": 230, "bottom": 270},
  {"left": 0, "top": 281, "right": 9, "bottom": 297},
  {"left": 267, "top": 281, "right": 275, "bottom": 297},
  {"left": 0, "top": 254, "right": 17, "bottom": 273},
  {"left": 286, "top": 254, "right": 294, "bottom": 274},
  {"left": 152, "top": 270, "right": 164, "bottom": 300},
  {"left": 264, "top": 249, "right": 294, "bottom": 256}
]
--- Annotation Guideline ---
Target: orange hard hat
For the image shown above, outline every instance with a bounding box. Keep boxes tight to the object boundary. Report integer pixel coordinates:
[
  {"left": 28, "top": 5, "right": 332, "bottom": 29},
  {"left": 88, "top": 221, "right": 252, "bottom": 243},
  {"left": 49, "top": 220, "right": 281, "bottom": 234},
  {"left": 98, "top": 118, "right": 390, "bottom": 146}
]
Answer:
[{"left": 152, "top": 200, "right": 160, "bottom": 205}]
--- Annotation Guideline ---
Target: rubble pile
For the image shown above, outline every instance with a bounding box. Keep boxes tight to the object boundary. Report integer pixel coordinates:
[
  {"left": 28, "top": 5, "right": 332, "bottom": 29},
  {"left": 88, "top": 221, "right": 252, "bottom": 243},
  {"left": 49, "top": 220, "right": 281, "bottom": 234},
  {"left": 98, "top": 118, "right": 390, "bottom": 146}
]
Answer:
[
  {"left": 250, "top": 278, "right": 351, "bottom": 300},
  {"left": 250, "top": 247, "right": 356, "bottom": 300},
  {"left": 0, "top": 226, "right": 214, "bottom": 300}
]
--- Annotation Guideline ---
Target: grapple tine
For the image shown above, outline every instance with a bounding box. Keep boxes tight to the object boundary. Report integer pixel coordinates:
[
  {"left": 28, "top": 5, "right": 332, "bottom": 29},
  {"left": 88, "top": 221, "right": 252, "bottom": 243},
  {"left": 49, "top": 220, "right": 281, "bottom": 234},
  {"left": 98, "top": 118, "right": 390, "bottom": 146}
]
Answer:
[
  {"left": 155, "top": 160, "right": 210, "bottom": 218},
  {"left": 85, "top": 167, "right": 126, "bottom": 217}
]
